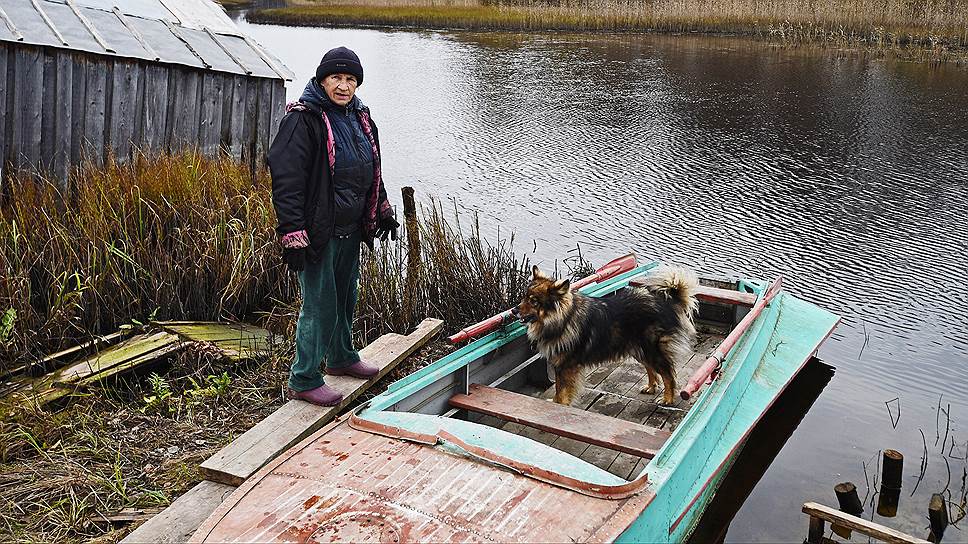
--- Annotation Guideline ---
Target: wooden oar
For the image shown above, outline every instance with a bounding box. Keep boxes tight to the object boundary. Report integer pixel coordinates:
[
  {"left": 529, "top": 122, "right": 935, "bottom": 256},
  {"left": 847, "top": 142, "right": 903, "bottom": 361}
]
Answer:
[
  {"left": 680, "top": 276, "right": 784, "bottom": 401},
  {"left": 447, "top": 253, "right": 638, "bottom": 344}
]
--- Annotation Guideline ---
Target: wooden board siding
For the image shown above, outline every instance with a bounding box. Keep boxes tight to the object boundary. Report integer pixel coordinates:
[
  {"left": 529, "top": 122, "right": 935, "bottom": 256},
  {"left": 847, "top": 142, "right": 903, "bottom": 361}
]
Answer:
[
  {"left": 1, "top": 42, "right": 283, "bottom": 183},
  {"left": 0, "top": 44, "right": 8, "bottom": 176},
  {"left": 121, "top": 480, "right": 237, "bottom": 544}
]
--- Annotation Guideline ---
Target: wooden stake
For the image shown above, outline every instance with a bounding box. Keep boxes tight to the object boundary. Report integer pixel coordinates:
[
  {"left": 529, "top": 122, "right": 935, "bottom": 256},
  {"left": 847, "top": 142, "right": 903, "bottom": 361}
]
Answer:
[
  {"left": 807, "top": 515, "right": 825, "bottom": 544},
  {"left": 833, "top": 482, "right": 863, "bottom": 538},
  {"left": 882, "top": 449, "right": 904, "bottom": 489},
  {"left": 878, "top": 449, "right": 904, "bottom": 517},
  {"left": 402, "top": 187, "right": 421, "bottom": 283},
  {"left": 835, "top": 482, "right": 863, "bottom": 515},
  {"left": 928, "top": 493, "right": 948, "bottom": 543}
]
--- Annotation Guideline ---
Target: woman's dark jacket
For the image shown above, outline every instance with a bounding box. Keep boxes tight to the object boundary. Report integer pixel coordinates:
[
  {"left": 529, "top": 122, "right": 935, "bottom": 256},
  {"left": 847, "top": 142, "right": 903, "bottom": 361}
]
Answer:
[{"left": 268, "top": 80, "right": 391, "bottom": 262}]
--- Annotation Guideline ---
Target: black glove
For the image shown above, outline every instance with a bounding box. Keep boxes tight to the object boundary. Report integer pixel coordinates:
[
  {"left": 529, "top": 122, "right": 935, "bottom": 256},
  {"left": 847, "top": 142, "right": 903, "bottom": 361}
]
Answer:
[
  {"left": 377, "top": 215, "right": 400, "bottom": 242},
  {"left": 282, "top": 247, "right": 306, "bottom": 272}
]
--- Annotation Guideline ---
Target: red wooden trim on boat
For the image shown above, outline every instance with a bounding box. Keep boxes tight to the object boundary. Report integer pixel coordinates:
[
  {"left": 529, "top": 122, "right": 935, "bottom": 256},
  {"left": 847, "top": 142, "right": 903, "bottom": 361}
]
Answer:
[
  {"left": 680, "top": 277, "right": 784, "bottom": 401},
  {"left": 667, "top": 316, "right": 841, "bottom": 535},
  {"left": 629, "top": 280, "right": 758, "bottom": 307},
  {"left": 446, "top": 253, "right": 637, "bottom": 344},
  {"left": 449, "top": 384, "right": 671, "bottom": 459}
]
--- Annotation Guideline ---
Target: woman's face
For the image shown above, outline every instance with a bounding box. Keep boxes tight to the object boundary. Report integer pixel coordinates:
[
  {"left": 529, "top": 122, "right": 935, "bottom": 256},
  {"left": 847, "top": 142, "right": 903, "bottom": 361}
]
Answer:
[{"left": 321, "top": 73, "right": 358, "bottom": 106}]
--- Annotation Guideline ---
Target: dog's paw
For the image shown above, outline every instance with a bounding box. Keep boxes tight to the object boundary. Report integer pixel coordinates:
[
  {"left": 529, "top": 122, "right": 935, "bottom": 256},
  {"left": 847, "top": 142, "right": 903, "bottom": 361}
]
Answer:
[{"left": 642, "top": 384, "right": 657, "bottom": 394}]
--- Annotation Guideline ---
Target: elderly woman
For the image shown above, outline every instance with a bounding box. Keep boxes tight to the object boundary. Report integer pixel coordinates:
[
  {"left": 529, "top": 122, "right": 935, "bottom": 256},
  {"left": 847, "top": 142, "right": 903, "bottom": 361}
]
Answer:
[{"left": 268, "top": 46, "right": 399, "bottom": 406}]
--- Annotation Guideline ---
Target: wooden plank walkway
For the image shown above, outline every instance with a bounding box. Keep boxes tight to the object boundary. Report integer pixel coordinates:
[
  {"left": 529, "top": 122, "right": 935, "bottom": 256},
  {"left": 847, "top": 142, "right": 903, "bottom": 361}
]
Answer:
[
  {"left": 198, "top": 318, "right": 443, "bottom": 486},
  {"left": 480, "top": 332, "right": 724, "bottom": 480}
]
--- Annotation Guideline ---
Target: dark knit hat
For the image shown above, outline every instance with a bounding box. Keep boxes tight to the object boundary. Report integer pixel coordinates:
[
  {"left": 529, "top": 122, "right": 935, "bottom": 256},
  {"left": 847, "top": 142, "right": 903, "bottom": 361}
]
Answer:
[{"left": 316, "top": 46, "right": 364, "bottom": 86}]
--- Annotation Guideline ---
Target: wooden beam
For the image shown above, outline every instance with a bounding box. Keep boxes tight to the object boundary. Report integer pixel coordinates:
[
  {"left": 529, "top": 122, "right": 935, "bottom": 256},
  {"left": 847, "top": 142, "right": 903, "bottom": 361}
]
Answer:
[
  {"left": 449, "top": 384, "right": 672, "bottom": 459},
  {"left": 801, "top": 502, "right": 930, "bottom": 544},
  {"left": 120, "top": 480, "right": 236, "bottom": 544},
  {"left": 198, "top": 318, "right": 443, "bottom": 486}
]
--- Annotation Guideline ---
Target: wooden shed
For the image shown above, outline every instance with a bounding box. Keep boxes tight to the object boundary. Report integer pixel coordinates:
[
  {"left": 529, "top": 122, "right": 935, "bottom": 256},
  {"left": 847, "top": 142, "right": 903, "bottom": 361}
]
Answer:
[{"left": 0, "top": 0, "right": 293, "bottom": 182}]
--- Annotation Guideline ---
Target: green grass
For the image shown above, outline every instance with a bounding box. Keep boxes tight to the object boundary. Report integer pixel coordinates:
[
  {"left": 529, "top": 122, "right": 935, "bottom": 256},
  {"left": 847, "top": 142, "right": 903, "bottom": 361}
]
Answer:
[{"left": 249, "top": 1, "right": 968, "bottom": 57}]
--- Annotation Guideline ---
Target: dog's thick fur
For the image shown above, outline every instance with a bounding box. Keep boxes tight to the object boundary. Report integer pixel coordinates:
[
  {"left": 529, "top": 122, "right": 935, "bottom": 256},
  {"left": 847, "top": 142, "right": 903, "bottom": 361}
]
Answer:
[{"left": 517, "top": 266, "right": 698, "bottom": 406}]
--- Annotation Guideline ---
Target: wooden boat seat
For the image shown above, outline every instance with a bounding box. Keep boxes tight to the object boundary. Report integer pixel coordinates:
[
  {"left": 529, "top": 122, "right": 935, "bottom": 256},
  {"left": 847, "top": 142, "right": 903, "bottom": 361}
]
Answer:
[
  {"left": 628, "top": 280, "right": 757, "bottom": 307},
  {"left": 449, "top": 384, "right": 672, "bottom": 459}
]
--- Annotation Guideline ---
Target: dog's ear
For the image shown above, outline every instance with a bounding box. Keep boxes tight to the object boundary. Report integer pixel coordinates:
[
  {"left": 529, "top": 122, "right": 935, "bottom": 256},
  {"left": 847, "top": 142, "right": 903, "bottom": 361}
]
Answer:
[
  {"left": 553, "top": 278, "right": 570, "bottom": 295},
  {"left": 532, "top": 265, "right": 547, "bottom": 279}
]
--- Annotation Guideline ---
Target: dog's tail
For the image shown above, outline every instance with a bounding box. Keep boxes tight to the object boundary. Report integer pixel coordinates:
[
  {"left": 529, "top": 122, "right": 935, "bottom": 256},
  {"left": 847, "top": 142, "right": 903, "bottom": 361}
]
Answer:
[{"left": 652, "top": 266, "right": 699, "bottom": 316}]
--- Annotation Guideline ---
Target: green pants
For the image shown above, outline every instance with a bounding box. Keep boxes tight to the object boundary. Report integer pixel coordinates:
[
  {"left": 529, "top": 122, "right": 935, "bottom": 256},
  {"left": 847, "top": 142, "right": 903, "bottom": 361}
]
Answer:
[{"left": 289, "top": 232, "right": 361, "bottom": 392}]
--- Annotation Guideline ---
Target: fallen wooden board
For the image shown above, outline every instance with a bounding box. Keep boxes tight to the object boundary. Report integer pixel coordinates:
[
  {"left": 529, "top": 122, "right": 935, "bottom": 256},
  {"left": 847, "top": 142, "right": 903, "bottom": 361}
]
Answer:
[
  {"left": 156, "top": 321, "right": 275, "bottom": 361},
  {"left": 7, "top": 332, "right": 181, "bottom": 406},
  {"left": 0, "top": 329, "right": 129, "bottom": 382},
  {"left": 802, "top": 502, "right": 930, "bottom": 544},
  {"left": 120, "top": 480, "right": 236, "bottom": 544},
  {"left": 198, "top": 318, "right": 443, "bottom": 486},
  {"left": 450, "top": 383, "right": 672, "bottom": 459}
]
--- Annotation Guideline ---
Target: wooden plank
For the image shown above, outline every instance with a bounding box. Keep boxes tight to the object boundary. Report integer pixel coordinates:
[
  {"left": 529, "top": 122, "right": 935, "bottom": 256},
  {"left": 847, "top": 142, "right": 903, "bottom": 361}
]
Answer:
[
  {"left": 450, "top": 384, "right": 672, "bottom": 459},
  {"left": 241, "top": 77, "right": 258, "bottom": 171},
  {"left": 254, "top": 78, "right": 272, "bottom": 166},
  {"left": 53, "top": 50, "right": 73, "bottom": 183},
  {"left": 53, "top": 332, "right": 178, "bottom": 384},
  {"left": 268, "top": 79, "right": 285, "bottom": 143},
  {"left": 109, "top": 60, "right": 139, "bottom": 162},
  {"left": 83, "top": 58, "right": 107, "bottom": 164},
  {"left": 75, "top": 340, "right": 185, "bottom": 387},
  {"left": 120, "top": 480, "right": 236, "bottom": 544},
  {"left": 0, "top": 330, "right": 125, "bottom": 381},
  {"left": 225, "top": 74, "right": 245, "bottom": 160},
  {"left": 12, "top": 46, "right": 43, "bottom": 170},
  {"left": 170, "top": 69, "right": 200, "bottom": 152},
  {"left": 70, "top": 54, "right": 87, "bottom": 165},
  {"left": 39, "top": 49, "right": 55, "bottom": 173},
  {"left": 198, "top": 72, "right": 221, "bottom": 156},
  {"left": 199, "top": 318, "right": 443, "bottom": 486},
  {"left": 802, "top": 502, "right": 930, "bottom": 544},
  {"left": 142, "top": 64, "right": 169, "bottom": 154},
  {"left": 0, "top": 44, "right": 8, "bottom": 176}
]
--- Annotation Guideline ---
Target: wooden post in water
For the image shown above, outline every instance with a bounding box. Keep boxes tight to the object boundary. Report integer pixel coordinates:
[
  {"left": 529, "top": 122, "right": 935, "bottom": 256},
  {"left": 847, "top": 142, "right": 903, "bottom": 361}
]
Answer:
[
  {"left": 806, "top": 515, "right": 825, "bottom": 544},
  {"left": 833, "top": 482, "right": 863, "bottom": 538},
  {"left": 402, "top": 186, "right": 421, "bottom": 298},
  {"left": 928, "top": 493, "right": 948, "bottom": 543},
  {"left": 877, "top": 449, "right": 904, "bottom": 517}
]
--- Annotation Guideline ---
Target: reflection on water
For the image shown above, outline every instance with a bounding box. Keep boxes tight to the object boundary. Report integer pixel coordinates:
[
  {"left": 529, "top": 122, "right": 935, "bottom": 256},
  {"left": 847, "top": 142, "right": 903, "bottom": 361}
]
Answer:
[
  {"left": 236, "top": 21, "right": 968, "bottom": 540},
  {"left": 692, "top": 358, "right": 835, "bottom": 542}
]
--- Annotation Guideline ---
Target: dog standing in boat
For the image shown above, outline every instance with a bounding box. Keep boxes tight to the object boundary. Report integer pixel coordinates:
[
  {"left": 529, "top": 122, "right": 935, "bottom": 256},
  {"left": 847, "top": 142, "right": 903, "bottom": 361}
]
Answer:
[{"left": 514, "top": 266, "right": 699, "bottom": 406}]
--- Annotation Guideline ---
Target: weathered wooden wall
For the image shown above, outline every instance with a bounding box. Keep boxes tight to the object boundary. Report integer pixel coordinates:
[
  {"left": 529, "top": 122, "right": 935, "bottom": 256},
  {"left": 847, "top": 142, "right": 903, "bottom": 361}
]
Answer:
[{"left": 0, "top": 42, "right": 286, "bottom": 182}]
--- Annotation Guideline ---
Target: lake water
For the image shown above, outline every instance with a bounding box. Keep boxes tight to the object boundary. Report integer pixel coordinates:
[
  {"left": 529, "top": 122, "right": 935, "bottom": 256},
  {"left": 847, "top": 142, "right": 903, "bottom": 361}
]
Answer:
[{"left": 236, "top": 16, "right": 968, "bottom": 541}]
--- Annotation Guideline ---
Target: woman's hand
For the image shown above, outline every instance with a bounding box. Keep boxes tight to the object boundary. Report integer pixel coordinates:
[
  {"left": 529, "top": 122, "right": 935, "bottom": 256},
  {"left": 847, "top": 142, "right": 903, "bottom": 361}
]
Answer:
[{"left": 377, "top": 216, "right": 400, "bottom": 241}]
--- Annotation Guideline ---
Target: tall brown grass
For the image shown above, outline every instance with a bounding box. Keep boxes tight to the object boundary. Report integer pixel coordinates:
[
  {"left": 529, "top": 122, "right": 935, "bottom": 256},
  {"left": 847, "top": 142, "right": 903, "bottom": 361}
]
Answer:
[
  {"left": 251, "top": 0, "right": 968, "bottom": 52},
  {"left": 0, "top": 152, "right": 530, "bottom": 376}
]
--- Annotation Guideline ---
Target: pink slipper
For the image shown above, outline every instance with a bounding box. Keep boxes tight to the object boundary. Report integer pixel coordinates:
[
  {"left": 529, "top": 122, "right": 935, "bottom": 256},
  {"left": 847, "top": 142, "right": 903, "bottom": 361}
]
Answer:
[
  {"left": 289, "top": 384, "right": 343, "bottom": 406},
  {"left": 326, "top": 360, "right": 379, "bottom": 379}
]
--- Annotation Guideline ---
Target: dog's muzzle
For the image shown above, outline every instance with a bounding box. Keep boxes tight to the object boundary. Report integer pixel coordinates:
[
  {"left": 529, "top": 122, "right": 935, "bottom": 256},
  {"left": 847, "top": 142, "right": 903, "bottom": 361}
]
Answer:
[{"left": 511, "top": 307, "right": 536, "bottom": 324}]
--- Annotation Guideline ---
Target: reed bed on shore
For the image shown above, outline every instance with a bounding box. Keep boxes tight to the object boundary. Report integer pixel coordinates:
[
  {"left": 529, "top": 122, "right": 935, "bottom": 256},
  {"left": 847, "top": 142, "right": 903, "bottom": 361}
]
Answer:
[
  {"left": 250, "top": 0, "right": 968, "bottom": 53},
  {"left": 0, "top": 151, "right": 531, "bottom": 376}
]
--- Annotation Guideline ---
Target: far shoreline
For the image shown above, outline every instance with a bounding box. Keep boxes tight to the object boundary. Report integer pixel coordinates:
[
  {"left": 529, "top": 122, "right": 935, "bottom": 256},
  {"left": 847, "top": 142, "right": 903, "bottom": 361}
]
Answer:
[{"left": 240, "top": 4, "right": 968, "bottom": 64}]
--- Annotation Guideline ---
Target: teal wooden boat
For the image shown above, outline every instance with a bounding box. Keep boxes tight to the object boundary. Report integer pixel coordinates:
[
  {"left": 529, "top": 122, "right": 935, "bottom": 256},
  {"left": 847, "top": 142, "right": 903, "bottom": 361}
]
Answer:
[{"left": 193, "top": 258, "right": 840, "bottom": 543}]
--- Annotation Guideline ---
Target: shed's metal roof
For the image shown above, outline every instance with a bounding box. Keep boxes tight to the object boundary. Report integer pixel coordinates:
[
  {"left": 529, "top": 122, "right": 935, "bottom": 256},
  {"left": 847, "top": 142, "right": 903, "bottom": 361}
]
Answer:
[{"left": 0, "top": 0, "right": 293, "bottom": 80}]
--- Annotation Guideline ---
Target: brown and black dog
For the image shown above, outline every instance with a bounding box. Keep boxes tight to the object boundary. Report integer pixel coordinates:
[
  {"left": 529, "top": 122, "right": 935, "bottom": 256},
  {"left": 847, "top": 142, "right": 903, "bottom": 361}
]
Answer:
[{"left": 514, "top": 266, "right": 698, "bottom": 406}]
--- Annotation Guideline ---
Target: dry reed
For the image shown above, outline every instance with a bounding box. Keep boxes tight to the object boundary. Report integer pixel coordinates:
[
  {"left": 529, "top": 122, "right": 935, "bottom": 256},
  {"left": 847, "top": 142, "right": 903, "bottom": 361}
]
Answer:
[
  {"left": 0, "top": 151, "right": 531, "bottom": 377},
  {"left": 250, "top": 0, "right": 968, "bottom": 54}
]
